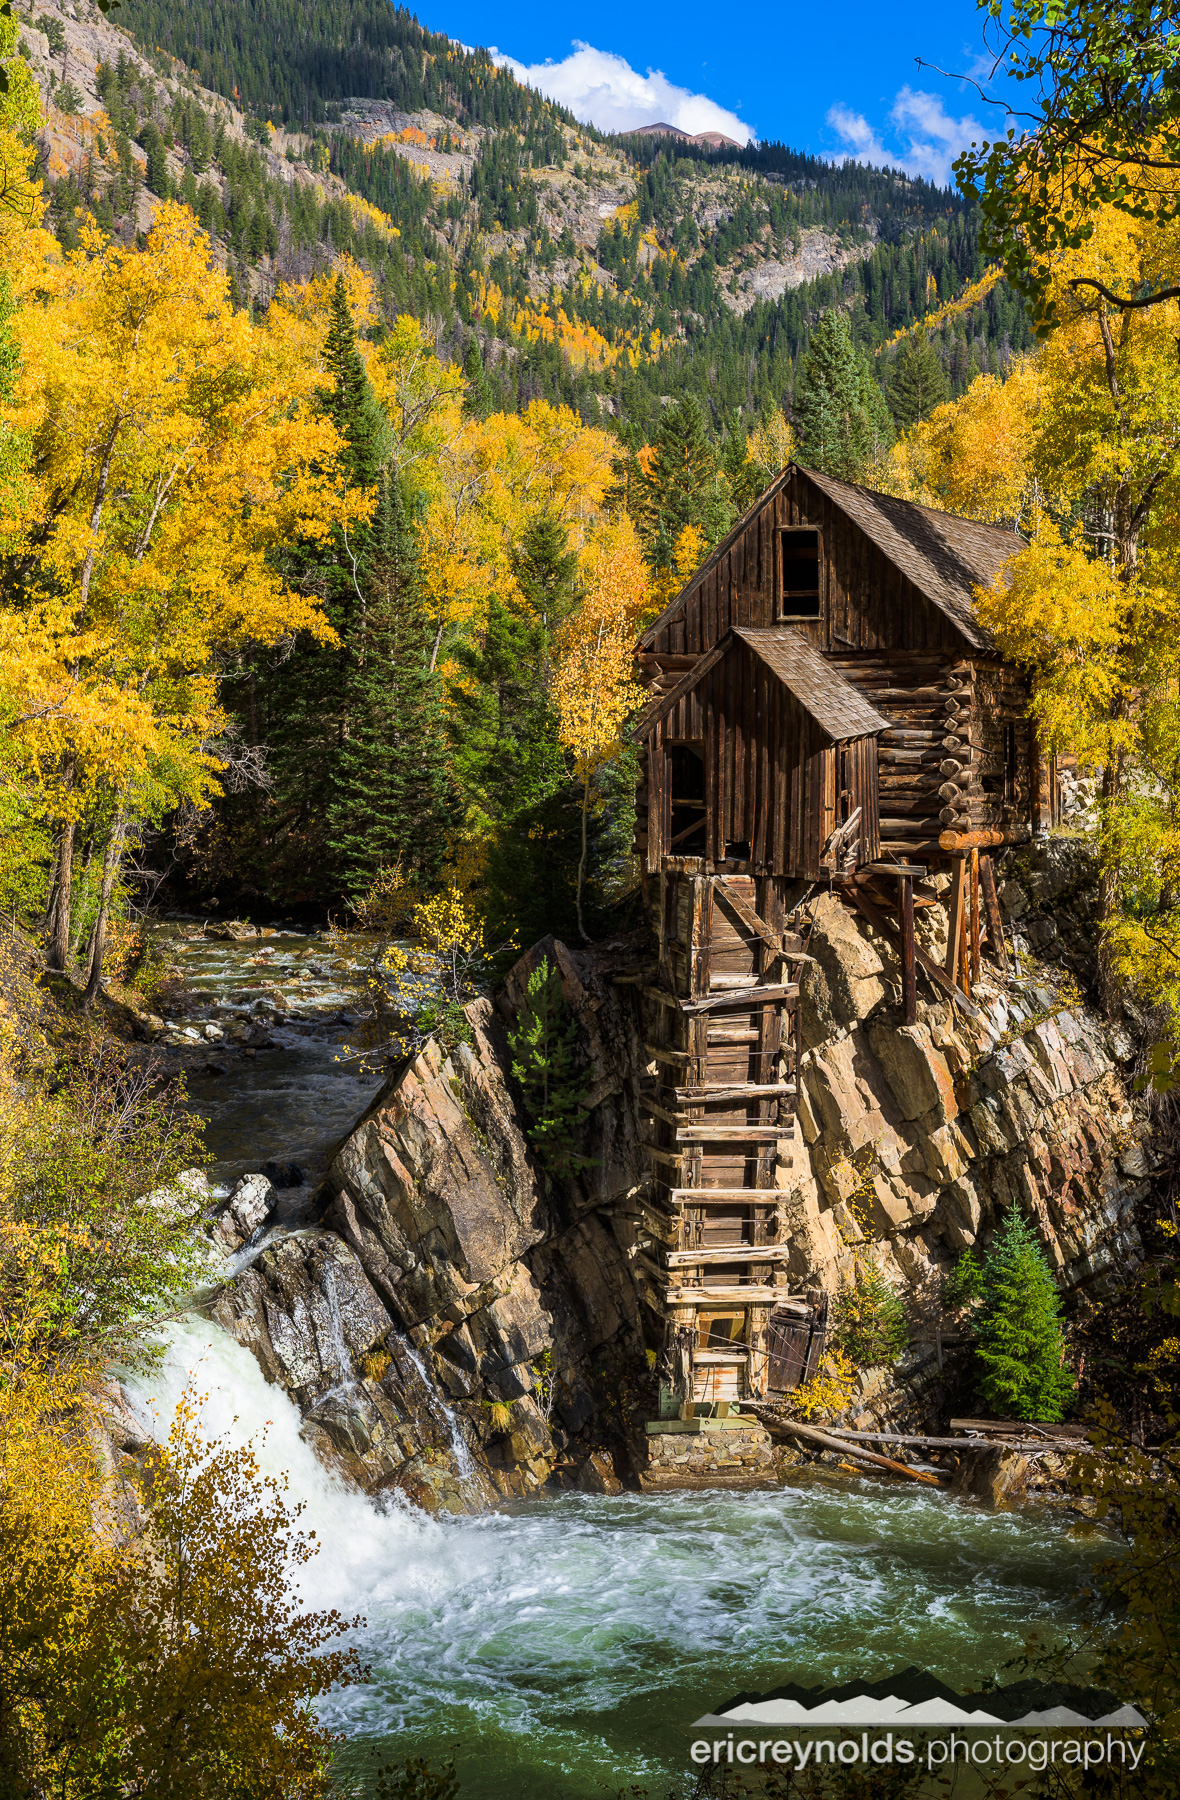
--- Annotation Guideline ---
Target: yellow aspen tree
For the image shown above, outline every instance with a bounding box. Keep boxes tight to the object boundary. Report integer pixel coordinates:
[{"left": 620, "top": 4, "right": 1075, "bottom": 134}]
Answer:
[
  {"left": 418, "top": 400, "right": 616, "bottom": 671},
  {"left": 0, "top": 204, "right": 366, "bottom": 990},
  {"left": 553, "top": 516, "right": 647, "bottom": 936},
  {"left": 973, "top": 208, "right": 1180, "bottom": 1005}
]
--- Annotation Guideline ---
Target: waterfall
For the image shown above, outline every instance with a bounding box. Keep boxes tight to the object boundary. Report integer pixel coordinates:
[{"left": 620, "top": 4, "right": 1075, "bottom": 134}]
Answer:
[
  {"left": 402, "top": 1342, "right": 477, "bottom": 1483},
  {"left": 121, "top": 1316, "right": 1098, "bottom": 1800}
]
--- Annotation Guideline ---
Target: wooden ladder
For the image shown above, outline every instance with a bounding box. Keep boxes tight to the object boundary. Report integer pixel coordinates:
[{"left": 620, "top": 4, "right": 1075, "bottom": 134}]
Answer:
[{"left": 639, "top": 860, "right": 810, "bottom": 1405}]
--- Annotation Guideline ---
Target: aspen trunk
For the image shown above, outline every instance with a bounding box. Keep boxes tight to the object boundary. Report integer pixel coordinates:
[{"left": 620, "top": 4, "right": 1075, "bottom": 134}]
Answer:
[
  {"left": 46, "top": 818, "right": 76, "bottom": 971},
  {"left": 82, "top": 807, "right": 127, "bottom": 1009}
]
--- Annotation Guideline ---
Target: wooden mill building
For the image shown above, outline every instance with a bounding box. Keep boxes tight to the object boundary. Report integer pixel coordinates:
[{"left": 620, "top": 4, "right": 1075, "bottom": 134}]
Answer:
[{"left": 631, "top": 464, "right": 1053, "bottom": 1412}]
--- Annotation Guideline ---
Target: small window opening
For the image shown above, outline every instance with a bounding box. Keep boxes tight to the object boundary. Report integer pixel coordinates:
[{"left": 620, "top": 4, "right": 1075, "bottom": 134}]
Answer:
[
  {"left": 780, "top": 527, "right": 821, "bottom": 618},
  {"left": 667, "top": 741, "right": 707, "bottom": 852},
  {"left": 1003, "top": 722, "right": 1018, "bottom": 803},
  {"left": 698, "top": 1311, "right": 746, "bottom": 1349}
]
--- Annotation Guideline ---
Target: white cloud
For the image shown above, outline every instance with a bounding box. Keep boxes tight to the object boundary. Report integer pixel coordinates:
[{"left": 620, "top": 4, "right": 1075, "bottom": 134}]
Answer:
[
  {"left": 489, "top": 40, "right": 754, "bottom": 143},
  {"left": 826, "top": 85, "right": 990, "bottom": 187}
]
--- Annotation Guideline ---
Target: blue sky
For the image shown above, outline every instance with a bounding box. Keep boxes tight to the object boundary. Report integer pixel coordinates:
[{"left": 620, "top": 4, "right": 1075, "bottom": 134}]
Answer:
[{"left": 424, "top": 0, "right": 1013, "bottom": 187}]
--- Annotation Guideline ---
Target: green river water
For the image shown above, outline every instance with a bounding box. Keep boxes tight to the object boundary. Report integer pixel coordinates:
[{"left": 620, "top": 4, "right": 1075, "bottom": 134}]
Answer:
[{"left": 130, "top": 923, "right": 1107, "bottom": 1798}]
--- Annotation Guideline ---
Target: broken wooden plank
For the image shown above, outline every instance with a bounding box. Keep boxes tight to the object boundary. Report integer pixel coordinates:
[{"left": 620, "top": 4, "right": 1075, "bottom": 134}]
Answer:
[
  {"left": 713, "top": 876, "right": 784, "bottom": 959},
  {"left": 680, "top": 982, "right": 799, "bottom": 1014},
  {"left": 826, "top": 1429, "right": 1079, "bottom": 1452},
  {"left": 948, "top": 1416, "right": 1090, "bottom": 1438}
]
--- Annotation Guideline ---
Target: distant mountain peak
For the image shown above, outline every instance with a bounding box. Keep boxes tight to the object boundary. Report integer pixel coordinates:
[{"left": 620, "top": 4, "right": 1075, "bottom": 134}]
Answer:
[{"left": 629, "top": 121, "right": 744, "bottom": 150}]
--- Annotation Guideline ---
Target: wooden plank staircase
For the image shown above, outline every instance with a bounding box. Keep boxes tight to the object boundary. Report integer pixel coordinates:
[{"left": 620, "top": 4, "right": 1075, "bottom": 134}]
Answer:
[{"left": 638, "top": 857, "right": 826, "bottom": 1406}]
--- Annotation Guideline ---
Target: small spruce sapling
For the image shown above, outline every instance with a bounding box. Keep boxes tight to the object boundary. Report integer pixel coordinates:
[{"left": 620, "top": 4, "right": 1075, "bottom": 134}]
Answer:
[
  {"left": 973, "top": 1209, "right": 1075, "bottom": 1422},
  {"left": 833, "top": 1260, "right": 909, "bottom": 1367},
  {"left": 508, "top": 957, "right": 590, "bottom": 1178}
]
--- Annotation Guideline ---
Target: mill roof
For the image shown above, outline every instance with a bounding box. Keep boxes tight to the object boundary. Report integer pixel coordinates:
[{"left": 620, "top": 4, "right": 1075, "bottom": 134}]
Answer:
[
  {"left": 802, "top": 468, "right": 1024, "bottom": 648},
  {"left": 634, "top": 626, "right": 891, "bottom": 742},
  {"left": 636, "top": 464, "right": 1025, "bottom": 653}
]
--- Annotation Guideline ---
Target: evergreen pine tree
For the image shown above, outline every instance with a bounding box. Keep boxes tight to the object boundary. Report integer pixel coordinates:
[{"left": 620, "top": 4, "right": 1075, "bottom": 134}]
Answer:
[
  {"left": 508, "top": 956, "right": 589, "bottom": 1177},
  {"left": 973, "top": 1210, "right": 1076, "bottom": 1421},
  {"left": 720, "top": 427, "right": 762, "bottom": 516},
  {"left": 241, "top": 279, "right": 392, "bottom": 901},
  {"left": 636, "top": 396, "right": 733, "bottom": 566},
  {"left": 326, "top": 473, "right": 453, "bottom": 896},
  {"left": 886, "top": 330, "right": 950, "bottom": 428},
  {"left": 141, "top": 123, "right": 170, "bottom": 199},
  {"left": 510, "top": 511, "right": 581, "bottom": 652},
  {"left": 462, "top": 334, "right": 494, "bottom": 418},
  {"left": 834, "top": 1261, "right": 909, "bottom": 1366},
  {"left": 449, "top": 514, "right": 584, "bottom": 945},
  {"left": 321, "top": 275, "right": 389, "bottom": 486},
  {"left": 448, "top": 518, "right": 575, "bottom": 832},
  {"left": 792, "top": 310, "right": 893, "bottom": 484}
]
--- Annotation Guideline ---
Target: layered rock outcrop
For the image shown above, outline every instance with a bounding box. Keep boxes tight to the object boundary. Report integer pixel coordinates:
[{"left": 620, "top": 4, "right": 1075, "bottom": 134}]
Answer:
[
  {"left": 207, "top": 939, "right": 656, "bottom": 1511},
  {"left": 203, "top": 841, "right": 1151, "bottom": 1500}
]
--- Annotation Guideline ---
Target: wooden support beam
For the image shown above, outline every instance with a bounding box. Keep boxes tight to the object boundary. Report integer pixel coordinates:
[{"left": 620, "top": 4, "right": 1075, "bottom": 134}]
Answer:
[
  {"left": 970, "top": 847, "right": 981, "bottom": 985},
  {"left": 847, "top": 885, "right": 981, "bottom": 1020},
  {"left": 668, "top": 1188, "right": 784, "bottom": 1201},
  {"left": 899, "top": 872, "right": 916, "bottom": 1026},
  {"left": 675, "top": 1124, "right": 788, "bottom": 1143},
  {"left": 672, "top": 1081, "right": 796, "bottom": 1104},
  {"left": 664, "top": 1283, "right": 793, "bottom": 1305},
  {"left": 978, "top": 854, "right": 1010, "bottom": 977},
  {"left": 866, "top": 863, "right": 919, "bottom": 1027},
  {"left": 945, "top": 855, "right": 966, "bottom": 985},
  {"left": 641, "top": 1142, "right": 685, "bottom": 1168},
  {"left": 666, "top": 1247, "right": 792, "bottom": 1266},
  {"left": 679, "top": 982, "right": 799, "bottom": 1014}
]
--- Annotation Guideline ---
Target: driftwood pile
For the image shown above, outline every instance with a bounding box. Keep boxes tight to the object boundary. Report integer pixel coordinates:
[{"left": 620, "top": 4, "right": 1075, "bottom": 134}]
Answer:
[{"left": 746, "top": 1402, "right": 1085, "bottom": 1486}]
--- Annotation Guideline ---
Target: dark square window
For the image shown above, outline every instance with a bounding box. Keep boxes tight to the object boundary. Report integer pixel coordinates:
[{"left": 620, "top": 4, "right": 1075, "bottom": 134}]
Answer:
[{"left": 780, "top": 527, "right": 820, "bottom": 618}]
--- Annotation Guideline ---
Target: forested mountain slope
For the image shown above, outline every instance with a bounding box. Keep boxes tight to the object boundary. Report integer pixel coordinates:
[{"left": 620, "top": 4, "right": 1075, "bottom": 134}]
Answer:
[{"left": 24, "top": 0, "right": 1032, "bottom": 433}]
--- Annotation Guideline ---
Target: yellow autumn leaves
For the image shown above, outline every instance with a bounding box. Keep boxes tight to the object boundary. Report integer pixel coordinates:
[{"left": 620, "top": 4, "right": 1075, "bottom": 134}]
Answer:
[
  {"left": 890, "top": 205, "right": 1180, "bottom": 1005},
  {"left": 0, "top": 195, "right": 651, "bottom": 914}
]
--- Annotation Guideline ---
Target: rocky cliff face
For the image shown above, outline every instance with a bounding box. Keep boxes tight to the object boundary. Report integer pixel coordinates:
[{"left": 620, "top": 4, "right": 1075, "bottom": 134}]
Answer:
[
  {"left": 206, "top": 938, "right": 655, "bottom": 1511},
  {"left": 202, "top": 842, "right": 1151, "bottom": 1501}
]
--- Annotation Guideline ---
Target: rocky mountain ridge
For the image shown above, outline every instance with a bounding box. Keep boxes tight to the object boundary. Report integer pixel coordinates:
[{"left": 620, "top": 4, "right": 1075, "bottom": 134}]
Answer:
[{"left": 22, "top": 0, "right": 1032, "bottom": 429}]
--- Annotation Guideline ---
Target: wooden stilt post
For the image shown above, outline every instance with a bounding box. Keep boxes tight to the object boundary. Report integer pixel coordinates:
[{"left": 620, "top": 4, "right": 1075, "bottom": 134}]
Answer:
[
  {"left": 865, "top": 863, "right": 923, "bottom": 1025},
  {"left": 899, "top": 871, "right": 917, "bottom": 1025},
  {"left": 978, "top": 855, "right": 1010, "bottom": 977},
  {"left": 945, "top": 855, "right": 966, "bottom": 988},
  {"left": 969, "top": 848, "right": 981, "bottom": 986}
]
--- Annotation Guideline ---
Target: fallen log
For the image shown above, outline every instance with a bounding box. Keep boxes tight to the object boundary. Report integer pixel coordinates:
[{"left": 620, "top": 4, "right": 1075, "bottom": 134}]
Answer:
[
  {"left": 825, "top": 1429, "right": 1078, "bottom": 1453},
  {"left": 747, "top": 1406, "right": 942, "bottom": 1484}
]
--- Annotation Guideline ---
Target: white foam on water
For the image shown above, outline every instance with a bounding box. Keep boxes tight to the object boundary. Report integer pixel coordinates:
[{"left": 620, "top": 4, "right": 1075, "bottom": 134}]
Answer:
[{"left": 126, "top": 1317, "right": 1099, "bottom": 1785}]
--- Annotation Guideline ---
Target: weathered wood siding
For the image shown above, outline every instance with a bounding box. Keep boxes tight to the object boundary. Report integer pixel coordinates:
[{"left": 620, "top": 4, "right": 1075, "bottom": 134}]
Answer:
[
  {"left": 644, "top": 639, "right": 838, "bottom": 878},
  {"left": 640, "top": 468, "right": 970, "bottom": 663}
]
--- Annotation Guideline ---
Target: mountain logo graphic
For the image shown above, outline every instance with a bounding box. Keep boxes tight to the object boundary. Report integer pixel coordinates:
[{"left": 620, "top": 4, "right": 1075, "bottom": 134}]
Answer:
[{"left": 692, "top": 1668, "right": 1148, "bottom": 1730}]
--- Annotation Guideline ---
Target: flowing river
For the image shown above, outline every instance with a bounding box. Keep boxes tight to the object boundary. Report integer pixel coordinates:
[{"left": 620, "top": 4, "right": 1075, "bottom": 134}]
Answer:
[{"left": 126, "top": 922, "right": 1108, "bottom": 1799}]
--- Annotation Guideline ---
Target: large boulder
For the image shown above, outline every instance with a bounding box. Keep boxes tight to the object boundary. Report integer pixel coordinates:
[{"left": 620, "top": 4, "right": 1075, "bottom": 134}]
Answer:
[{"left": 800, "top": 893, "right": 889, "bottom": 1042}]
